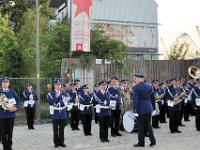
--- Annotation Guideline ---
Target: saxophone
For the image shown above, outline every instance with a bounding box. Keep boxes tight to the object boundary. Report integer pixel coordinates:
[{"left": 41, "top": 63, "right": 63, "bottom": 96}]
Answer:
[{"left": 174, "top": 89, "right": 186, "bottom": 105}]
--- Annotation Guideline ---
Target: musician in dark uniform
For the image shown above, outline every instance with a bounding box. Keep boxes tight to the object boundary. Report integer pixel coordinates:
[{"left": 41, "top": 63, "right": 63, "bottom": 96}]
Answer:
[
  {"left": 159, "top": 82, "right": 167, "bottom": 123},
  {"left": 79, "top": 84, "right": 93, "bottom": 136},
  {"left": 132, "top": 74, "right": 156, "bottom": 147},
  {"left": 165, "top": 78, "right": 184, "bottom": 133},
  {"left": 23, "top": 82, "right": 38, "bottom": 130},
  {"left": 68, "top": 82, "right": 80, "bottom": 130},
  {"left": 183, "top": 83, "right": 193, "bottom": 122},
  {"left": 47, "top": 80, "right": 67, "bottom": 148},
  {"left": 177, "top": 79, "right": 185, "bottom": 126},
  {"left": 108, "top": 76, "right": 122, "bottom": 137},
  {"left": 93, "top": 83, "right": 100, "bottom": 124},
  {"left": 192, "top": 79, "right": 200, "bottom": 131},
  {"left": 0, "top": 77, "right": 22, "bottom": 150},
  {"left": 93, "top": 81, "right": 111, "bottom": 142},
  {"left": 75, "top": 79, "right": 82, "bottom": 94},
  {"left": 152, "top": 80, "right": 161, "bottom": 129}
]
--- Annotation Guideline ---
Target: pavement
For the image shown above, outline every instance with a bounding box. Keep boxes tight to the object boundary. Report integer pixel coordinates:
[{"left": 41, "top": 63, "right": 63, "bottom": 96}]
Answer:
[{"left": 2, "top": 116, "right": 200, "bottom": 150}]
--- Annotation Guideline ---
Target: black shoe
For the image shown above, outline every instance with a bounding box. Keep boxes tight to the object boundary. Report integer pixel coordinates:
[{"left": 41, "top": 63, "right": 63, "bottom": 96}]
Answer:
[
  {"left": 179, "top": 124, "right": 185, "bottom": 127},
  {"left": 111, "top": 133, "right": 116, "bottom": 137},
  {"left": 175, "top": 130, "right": 182, "bottom": 133},
  {"left": 87, "top": 133, "right": 92, "bottom": 136},
  {"left": 153, "top": 126, "right": 161, "bottom": 129},
  {"left": 133, "top": 144, "right": 145, "bottom": 147},
  {"left": 28, "top": 127, "right": 31, "bottom": 130},
  {"left": 171, "top": 130, "right": 175, "bottom": 134},
  {"left": 59, "top": 144, "right": 66, "bottom": 147},
  {"left": 75, "top": 128, "right": 80, "bottom": 130},
  {"left": 115, "top": 132, "right": 122, "bottom": 136},
  {"left": 149, "top": 143, "right": 156, "bottom": 147},
  {"left": 31, "top": 127, "right": 35, "bottom": 130},
  {"left": 100, "top": 139, "right": 105, "bottom": 143},
  {"left": 54, "top": 145, "right": 59, "bottom": 148},
  {"left": 105, "top": 139, "right": 110, "bottom": 142},
  {"left": 184, "top": 120, "right": 190, "bottom": 122}
]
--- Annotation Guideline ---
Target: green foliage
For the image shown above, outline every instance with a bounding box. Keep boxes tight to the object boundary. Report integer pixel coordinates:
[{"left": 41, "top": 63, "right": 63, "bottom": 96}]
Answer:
[
  {"left": 166, "top": 41, "right": 190, "bottom": 60},
  {"left": 0, "top": 14, "right": 23, "bottom": 77}
]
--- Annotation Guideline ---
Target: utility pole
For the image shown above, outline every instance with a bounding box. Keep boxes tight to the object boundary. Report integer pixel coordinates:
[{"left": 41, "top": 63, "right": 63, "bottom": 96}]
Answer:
[{"left": 35, "top": 0, "right": 41, "bottom": 122}]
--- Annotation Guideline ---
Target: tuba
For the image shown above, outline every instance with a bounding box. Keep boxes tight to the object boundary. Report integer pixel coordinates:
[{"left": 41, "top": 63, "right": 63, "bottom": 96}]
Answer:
[{"left": 188, "top": 66, "right": 200, "bottom": 79}]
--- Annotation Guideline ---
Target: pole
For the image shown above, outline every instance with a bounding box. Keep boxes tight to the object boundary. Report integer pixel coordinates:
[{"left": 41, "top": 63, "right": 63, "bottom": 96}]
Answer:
[
  {"left": 36, "top": 0, "right": 41, "bottom": 122},
  {"left": 69, "top": 0, "right": 72, "bottom": 83}
]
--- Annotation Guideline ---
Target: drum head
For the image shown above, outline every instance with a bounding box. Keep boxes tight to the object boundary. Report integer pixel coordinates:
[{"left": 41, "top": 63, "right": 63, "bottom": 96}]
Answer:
[{"left": 123, "top": 111, "right": 135, "bottom": 133}]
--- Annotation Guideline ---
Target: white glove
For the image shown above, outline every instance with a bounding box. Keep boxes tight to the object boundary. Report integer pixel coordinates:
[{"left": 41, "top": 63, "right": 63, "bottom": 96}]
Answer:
[
  {"left": 152, "top": 110, "right": 156, "bottom": 116},
  {"left": 104, "top": 100, "right": 107, "bottom": 105},
  {"left": 133, "top": 113, "right": 138, "bottom": 117}
]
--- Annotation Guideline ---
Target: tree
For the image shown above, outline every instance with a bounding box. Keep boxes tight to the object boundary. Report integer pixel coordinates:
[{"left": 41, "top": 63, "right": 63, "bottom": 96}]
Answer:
[
  {"left": 166, "top": 41, "right": 190, "bottom": 60},
  {"left": 0, "top": 14, "right": 23, "bottom": 77}
]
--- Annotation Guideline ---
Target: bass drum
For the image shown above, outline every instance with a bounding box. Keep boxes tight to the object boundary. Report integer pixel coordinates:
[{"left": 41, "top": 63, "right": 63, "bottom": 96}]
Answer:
[{"left": 123, "top": 111, "right": 135, "bottom": 133}]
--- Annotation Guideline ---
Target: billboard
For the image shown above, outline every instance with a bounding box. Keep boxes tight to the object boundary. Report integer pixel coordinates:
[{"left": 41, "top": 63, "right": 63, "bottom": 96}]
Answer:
[{"left": 92, "top": 23, "right": 158, "bottom": 53}]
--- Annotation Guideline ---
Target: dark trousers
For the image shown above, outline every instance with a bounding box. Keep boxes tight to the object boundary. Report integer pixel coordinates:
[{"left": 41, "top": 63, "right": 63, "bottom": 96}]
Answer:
[
  {"left": 184, "top": 103, "right": 192, "bottom": 121},
  {"left": 169, "top": 110, "right": 180, "bottom": 132},
  {"left": 152, "top": 115, "right": 160, "bottom": 128},
  {"left": 195, "top": 109, "right": 200, "bottom": 131},
  {"left": 137, "top": 114, "right": 156, "bottom": 145},
  {"left": 99, "top": 116, "right": 110, "bottom": 140},
  {"left": 82, "top": 114, "right": 92, "bottom": 135},
  {"left": 25, "top": 108, "right": 35, "bottom": 129},
  {"left": 70, "top": 110, "right": 79, "bottom": 129},
  {"left": 111, "top": 110, "right": 121, "bottom": 135},
  {"left": 52, "top": 119, "right": 66, "bottom": 146},
  {"left": 94, "top": 108, "right": 99, "bottom": 124},
  {"left": 179, "top": 102, "right": 184, "bottom": 125},
  {"left": 160, "top": 105, "right": 167, "bottom": 123},
  {"left": 0, "top": 118, "right": 15, "bottom": 150}
]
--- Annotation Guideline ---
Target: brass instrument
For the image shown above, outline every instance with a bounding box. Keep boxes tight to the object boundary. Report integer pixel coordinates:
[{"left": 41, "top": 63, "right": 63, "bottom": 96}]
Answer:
[
  {"left": 188, "top": 66, "right": 200, "bottom": 79},
  {"left": 0, "top": 93, "right": 16, "bottom": 110},
  {"left": 155, "top": 94, "right": 164, "bottom": 103},
  {"left": 174, "top": 91, "right": 185, "bottom": 105}
]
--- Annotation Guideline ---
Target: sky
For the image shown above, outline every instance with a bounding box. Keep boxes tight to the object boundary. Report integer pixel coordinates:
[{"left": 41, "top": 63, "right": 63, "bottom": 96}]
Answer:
[{"left": 155, "top": 0, "right": 200, "bottom": 55}]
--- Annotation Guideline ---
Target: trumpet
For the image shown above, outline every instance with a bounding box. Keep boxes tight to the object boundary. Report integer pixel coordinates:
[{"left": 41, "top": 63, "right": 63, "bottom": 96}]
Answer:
[{"left": 188, "top": 66, "right": 200, "bottom": 79}]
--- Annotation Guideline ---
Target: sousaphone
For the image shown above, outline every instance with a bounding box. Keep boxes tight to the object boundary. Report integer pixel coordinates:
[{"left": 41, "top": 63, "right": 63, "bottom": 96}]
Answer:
[{"left": 188, "top": 66, "right": 200, "bottom": 79}]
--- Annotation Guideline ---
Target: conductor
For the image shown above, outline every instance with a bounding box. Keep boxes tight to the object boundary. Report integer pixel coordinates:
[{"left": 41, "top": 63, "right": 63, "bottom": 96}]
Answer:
[{"left": 132, "top": 73, "right": 156, "bottom": 147}]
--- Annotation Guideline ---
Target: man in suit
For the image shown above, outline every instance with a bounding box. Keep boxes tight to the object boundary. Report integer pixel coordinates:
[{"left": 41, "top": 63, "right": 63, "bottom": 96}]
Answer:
[
  {"left": 132, "top": 74, "right": 156, "bottom": 147},
  {"left": 108, "top": 77, "right": 122, "bottom": 137},
  {"left": 47, "top": 80, "right": 67, "bottom": 148},
  {"left": 0, "top": 77, "right": 22, "bottom": 150}
]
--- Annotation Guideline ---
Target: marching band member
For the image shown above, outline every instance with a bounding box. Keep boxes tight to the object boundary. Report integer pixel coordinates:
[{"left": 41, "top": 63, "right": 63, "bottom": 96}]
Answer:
[
  {"left": 119, "top": 79, "right": 131, "bottom": 131},
  {"left": 177, "top": 79, "right": 185, "bottom": 127},
  {"left": 75, "top": 79, "right": 82, "bottom": 94},
  {"left": 79, "top": 84, "right": 93, "bottom": 136},
  {"left": 192, "top": 79, "right": 200, "bottom": 131},
  {"left": 0, "top": 77, "right": 22, "bottom": 150},
  {"left": 68, "top": 82, "right": 80, "bottom": 131},
  {"left": 165, "top": 78, "right": 184, "bottom": 133},
  {"left": 47, "top": 80, "right": 67, "bottom": 148},
  {"left": 159, "top": 82, "right": 167, "bottom": 123},
  {"left": 183, "top": 83, "right": 193, "bottom": 122},
  {"left": 93, "top": 81, "right": 111, "bottom": 142},
  {"left": 152, "top": 80, "right": 162, "bottom": 128},
  {"left": 132, "top": 74, "right": 156, "bottom": 147},
  {"left": 108, "top": 76, "right": 122, "bottom": 137},
  {"left": 23, "top": 82, "right": 38, "bottom": 130},
  {"left": 93, "top": 83, "right": 100, "bottom": 124}
]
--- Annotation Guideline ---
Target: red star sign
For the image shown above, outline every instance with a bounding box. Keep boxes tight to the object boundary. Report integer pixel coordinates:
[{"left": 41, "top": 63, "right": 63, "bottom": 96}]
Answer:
[{"left": 73, "top": 0, "right": 93, "bottom": 18}]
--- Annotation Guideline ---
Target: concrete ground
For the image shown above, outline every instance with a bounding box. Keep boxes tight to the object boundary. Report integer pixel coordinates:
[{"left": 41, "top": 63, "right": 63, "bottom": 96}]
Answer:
[{"left": 2, "top": 116, "right": 200, "bottom": 150}]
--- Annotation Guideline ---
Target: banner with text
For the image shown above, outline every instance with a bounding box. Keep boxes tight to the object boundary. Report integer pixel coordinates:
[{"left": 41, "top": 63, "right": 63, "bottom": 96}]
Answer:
[{"left": 71, "top": 0, "right": 93, "bottom": 52}]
